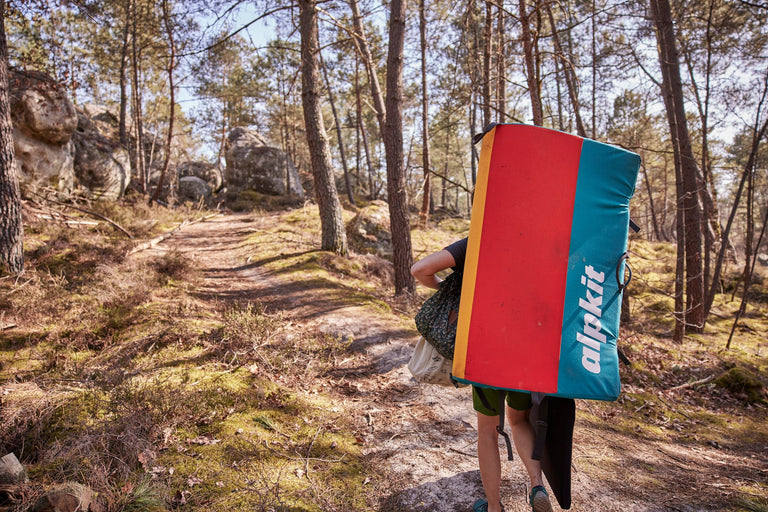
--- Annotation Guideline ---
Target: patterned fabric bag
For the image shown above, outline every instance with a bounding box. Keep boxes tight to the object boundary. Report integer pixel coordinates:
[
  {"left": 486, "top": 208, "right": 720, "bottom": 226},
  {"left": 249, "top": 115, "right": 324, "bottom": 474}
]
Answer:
[{"left": 414, "top": 270, "right": 462, "bottom": 359}]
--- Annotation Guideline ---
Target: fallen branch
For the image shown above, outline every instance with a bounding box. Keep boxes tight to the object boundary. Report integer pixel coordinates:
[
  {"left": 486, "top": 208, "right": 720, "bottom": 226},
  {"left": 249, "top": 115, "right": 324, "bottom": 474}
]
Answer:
[
  {"left": 37, "top": 215, "right": 100, "bottom": 227},
  {"left": 668, "top": 374, "right": 716, "bottom": 391},
  {"left": 449, "top": 447, "right": 477, "bottom": 458},
  {"left": 128, "top": 220, "right": 189, "bottom": 255},
  {"left": 128, "top": 213, "right": 220, "bottom": 255},
  {"left": 28, "top": 192, "right": 133, "bottom": 239}
]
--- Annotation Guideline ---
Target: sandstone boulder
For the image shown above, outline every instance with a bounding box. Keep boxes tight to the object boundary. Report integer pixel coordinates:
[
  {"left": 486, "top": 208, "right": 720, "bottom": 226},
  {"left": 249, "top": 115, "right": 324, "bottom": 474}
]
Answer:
[
  {"left": 10, "top": 69, "right": 77, "bottom": 145},
  {"left": 82, "top": 104, "right": 120, "bottom": 141},
  {"left": 177, "top": 161, "right": 223, "bottom": 192},
  {"left": 224, "top": 127, "right": 304, "bottom": 197},
  {"left": 9, "top": 69, "right": 77, "bottom": 193},
  {"left": 13, "top": 129, "right": 75, "bottom": 193},
  {"left": 346, "top": 200, "right": 392, "bottom": 257},
  {"left": 72, "top": 111, "right": 130, "bottom": 200},
  {"left": 178, "top": 176, "right": 213, "bottom": 205},
  {"left": 82, "top": 104, "right": 165, "bottom": 169}
]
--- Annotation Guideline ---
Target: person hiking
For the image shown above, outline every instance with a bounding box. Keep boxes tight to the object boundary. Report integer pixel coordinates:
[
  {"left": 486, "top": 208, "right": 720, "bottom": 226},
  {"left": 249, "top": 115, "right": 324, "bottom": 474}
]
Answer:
[{"left": 410, "top": 237, "right": 555, "bottom": 512}]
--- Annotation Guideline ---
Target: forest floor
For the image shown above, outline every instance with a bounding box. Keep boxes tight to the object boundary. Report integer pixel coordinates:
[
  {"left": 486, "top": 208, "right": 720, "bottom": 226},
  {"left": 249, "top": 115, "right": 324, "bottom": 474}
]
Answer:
[
  {"left": 144, "top": 210, "right": 767, "bottom": 512},
  {"left": 2, "top": 202, "right": 767, "bottom": 512}
]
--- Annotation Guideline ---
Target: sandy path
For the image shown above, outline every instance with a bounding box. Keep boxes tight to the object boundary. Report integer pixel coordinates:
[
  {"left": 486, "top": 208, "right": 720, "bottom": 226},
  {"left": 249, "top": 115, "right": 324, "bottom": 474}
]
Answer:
[{"left": 147, "top": 212, "right": 764, "bottom": 512}]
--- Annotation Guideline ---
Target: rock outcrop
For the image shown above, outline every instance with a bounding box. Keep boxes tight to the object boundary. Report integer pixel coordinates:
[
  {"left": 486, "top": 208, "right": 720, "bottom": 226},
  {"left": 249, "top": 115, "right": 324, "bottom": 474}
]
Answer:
[
  {"left": 10, "top": 69, "right": 78, "bottom": 193},
  {"left": 177, "top": 161, "right": 223, "bottom": 192},
  {"left": 224, "top": 127, "right": 304, "bottom": 197},
  {"left": 71, "top": 111, "right": 131, "bottom": 200},
  {"left": 346, "top": 200, "right": 392, "bottom": 257},
  {"left": 178, "top": 176, "right": 213, "bottom": 205},
  {"left": 9, "top": 71, "right": 130, "bottom": 201}
]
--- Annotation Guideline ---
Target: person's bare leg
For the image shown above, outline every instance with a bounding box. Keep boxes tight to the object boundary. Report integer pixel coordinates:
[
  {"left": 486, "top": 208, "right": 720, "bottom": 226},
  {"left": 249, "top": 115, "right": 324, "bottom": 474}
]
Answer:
[
  {"left": 476, "top": 412, "right": 503, "bottom": 512},
  {"left": 507, "top": 407, "right": 554, "bottom": 511},
  {"left": 506, "top": 407, "right": 543, "bottom": 488}
]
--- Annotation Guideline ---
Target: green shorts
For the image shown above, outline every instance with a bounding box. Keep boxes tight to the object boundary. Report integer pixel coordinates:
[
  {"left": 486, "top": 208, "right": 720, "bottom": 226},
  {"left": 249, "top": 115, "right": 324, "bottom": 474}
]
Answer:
[{"left": 472, "top": 386, "right": 532, "bottom": 416}]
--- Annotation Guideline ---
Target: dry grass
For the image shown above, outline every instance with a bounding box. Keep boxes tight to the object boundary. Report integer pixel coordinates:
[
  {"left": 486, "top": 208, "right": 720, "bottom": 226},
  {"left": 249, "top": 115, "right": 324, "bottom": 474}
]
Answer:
[
  {"left": 2, "top": 198, "right": 767, "bottom": 511},
  {"left": 1, "top": 198, "right": 374, "bottom": 511}
]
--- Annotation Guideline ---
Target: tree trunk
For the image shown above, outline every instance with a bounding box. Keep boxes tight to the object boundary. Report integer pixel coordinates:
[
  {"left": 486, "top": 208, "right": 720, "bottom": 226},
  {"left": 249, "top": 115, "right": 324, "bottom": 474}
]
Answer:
[
  {"left": 0, "top": 1, "right": 23, "bottom": 274},
  {"left": 349, "top": 0, "right": 386, "bottom": 133},
  {"left": 131, "top": 1, "right": 146, "bottom": 194},
  {"left": 673, "top": 148, "right": 686, "bottom": 342},
  {"left": 726, "top": 151, "right": 757, "bottom": 348},
  {"left": 650, "top": 0, "right": 704, "bottom": 334},
  {"left": 482, "top": 0, "right": 493, "bottom": 126},
  {"left": 151, "top": 0, "right": 176, "bottom": 205},
  {"left": 496, "top": 0, "right": 506, "bottom": 122},
  {"left": 118, "top": 0, "right": 131, "bottom": 149},
  {"left": 518, "top": 0, "right": 543, "bottom": 126},
  {"left": 443, "top": 120, "right": 451, "bottom": 208},
  {"left": 384, "top": 0, "right": 415, "bottom": 294},
  {"left": 727, "top": 202, "right": 768, "bottom": 348},
  {"left": 641, "top": 163, "right": 662, "bottom": 241},
  {"left": 354, "top": 61, "right": 376, "bottom": 199},
  {"left": 545, "top": 1, "right": 586, "bottom": 137},
  {"left": 354, "top": 56, "right": 361, "bottom": 184},
  {"left": 470, "top": 97, "right": 478, "bottom": 186},
  {"left": 680, "top": 0, "right": 721, "bottom": 295},
  {"left": 553, "top": 40, "right": 564, "bottom": 131},
  {"left": 705, "top": 111, "right": 768, "bottom": 323},
  {"left": 419, "top": 0, "right": 431, "bottom": 225},
  {"left": 299, "top": 0, "right": 348, "bottom": 256},
  {"left": 319, "top": 50, "right": 354, "bottom": 204}
]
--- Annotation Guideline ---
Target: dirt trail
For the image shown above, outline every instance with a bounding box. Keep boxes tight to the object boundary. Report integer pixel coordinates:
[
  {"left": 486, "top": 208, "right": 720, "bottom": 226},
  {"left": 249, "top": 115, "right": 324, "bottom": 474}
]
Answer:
[{"left": 150, "top": 212, "right": 766, "bottom": 512}]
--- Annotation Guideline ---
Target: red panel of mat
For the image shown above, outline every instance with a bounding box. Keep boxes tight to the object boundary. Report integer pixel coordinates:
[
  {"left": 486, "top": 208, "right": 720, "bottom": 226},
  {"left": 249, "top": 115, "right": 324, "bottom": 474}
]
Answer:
[{"left": 462, "top": 125, "right": 583, "bottom": 392}]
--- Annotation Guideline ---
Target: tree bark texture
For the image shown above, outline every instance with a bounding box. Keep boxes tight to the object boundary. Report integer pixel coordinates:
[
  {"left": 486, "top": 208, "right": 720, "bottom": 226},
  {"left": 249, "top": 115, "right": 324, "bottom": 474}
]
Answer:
[
  {"left": 673, "top": 145, "right": 686, "bottom": 342},
  {"left": 385, "top": 0, "right": 415, "bottom": 294},
  {"left": 299, "top": 0, "right": 348, "bottom": 256},
  {"left": 651, "top": 0, "right": 704, "bottom": 333},
  {"left": 0, "top": 2, "right": 23, "bottom": 274}
]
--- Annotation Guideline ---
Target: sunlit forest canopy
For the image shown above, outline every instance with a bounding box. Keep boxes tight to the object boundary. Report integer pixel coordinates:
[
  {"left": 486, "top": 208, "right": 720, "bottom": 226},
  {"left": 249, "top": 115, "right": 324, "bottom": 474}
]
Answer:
[
  {"left": 8, "top": 0, "right": 766, "bottom": 220},
  {"left": 6, "top": 0, "right": 768, "bottom": 304}
]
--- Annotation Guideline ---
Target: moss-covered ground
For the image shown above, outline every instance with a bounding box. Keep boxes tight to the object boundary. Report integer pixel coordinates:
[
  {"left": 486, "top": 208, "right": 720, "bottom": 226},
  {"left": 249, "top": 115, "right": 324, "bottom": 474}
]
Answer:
[{"left": 1, "top": 197, "right": 766, "bottom": 511}]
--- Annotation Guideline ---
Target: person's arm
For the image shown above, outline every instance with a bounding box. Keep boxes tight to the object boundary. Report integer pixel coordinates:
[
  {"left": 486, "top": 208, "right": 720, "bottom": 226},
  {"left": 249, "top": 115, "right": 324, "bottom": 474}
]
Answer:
[{"left": 410, "top": 249, "right": 456, "bottom": 289}]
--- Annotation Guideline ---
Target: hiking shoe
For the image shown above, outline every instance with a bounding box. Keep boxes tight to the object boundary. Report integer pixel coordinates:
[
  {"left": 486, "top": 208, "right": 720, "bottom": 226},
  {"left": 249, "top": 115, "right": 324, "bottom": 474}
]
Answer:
[
  {"left": 472, "top": 499, "right": 505, "bottom": 512},
  {"left": 529, "top": 486, "right": 553, "bottom": 512}
]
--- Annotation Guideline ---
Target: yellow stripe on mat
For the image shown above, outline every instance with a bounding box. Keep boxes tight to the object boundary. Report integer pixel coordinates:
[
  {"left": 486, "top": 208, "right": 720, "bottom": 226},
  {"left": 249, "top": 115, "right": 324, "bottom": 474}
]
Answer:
[{"left": 452, "top": 127, "right": 496, "bottom": 379}]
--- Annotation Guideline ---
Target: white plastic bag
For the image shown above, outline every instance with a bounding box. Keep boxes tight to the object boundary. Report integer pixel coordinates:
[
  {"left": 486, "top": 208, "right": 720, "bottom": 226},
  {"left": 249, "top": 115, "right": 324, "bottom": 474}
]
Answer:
[{"left": 407, "top": 337, "right": 459, "bottom": 387}]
